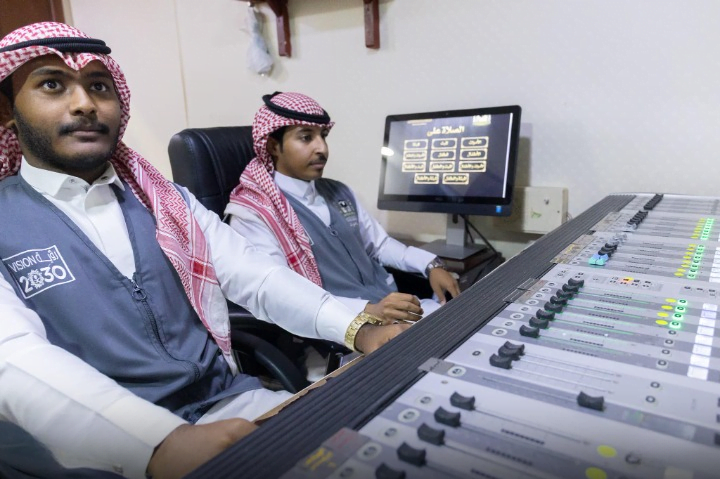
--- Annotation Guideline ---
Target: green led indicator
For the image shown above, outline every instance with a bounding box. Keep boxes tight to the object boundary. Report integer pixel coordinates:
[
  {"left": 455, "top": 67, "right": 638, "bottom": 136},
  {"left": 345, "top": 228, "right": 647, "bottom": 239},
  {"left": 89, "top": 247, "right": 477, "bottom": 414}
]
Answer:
[
  {"left": 669, "top": 322, "right": 682, "bottom": 329},
  {"left": 688, "top": 273, "right": 697, "bottom": 279},
  {"left": 673, "top": 313, "right": 684, "bottom": 319},
  {"left": 678, "top": 299, "right": 688, "bottom": 305}
]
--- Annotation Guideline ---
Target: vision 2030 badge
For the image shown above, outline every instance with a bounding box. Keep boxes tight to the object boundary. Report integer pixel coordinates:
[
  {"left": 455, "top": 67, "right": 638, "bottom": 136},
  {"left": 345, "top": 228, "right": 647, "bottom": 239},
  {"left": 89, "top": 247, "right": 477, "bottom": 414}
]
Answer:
[{"left": 2, "top": 245, "right": 76, "bottom": 299}]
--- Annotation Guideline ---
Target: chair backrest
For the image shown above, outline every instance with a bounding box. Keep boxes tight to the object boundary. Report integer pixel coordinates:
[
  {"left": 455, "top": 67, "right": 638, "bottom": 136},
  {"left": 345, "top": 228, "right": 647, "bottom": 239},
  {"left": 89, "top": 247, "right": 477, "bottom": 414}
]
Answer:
[
  {"left": 167, "top": 126, "right": 254, "bottom": 217},
  {"left": 167, "top": 125, "right": 314, "bottom": 392}
]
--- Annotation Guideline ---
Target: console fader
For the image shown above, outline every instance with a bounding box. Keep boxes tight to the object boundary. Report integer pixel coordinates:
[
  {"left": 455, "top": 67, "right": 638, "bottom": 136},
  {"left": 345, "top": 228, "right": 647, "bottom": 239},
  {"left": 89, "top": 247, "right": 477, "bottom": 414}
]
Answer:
[{"left": 280, "top": 194, "right": 720, "bottom": 479}]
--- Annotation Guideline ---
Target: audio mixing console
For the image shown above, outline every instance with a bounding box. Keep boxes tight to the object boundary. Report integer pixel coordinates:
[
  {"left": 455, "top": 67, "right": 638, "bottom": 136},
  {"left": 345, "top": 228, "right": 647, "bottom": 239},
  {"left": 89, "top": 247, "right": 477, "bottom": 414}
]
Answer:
[{"left": 191, "top": 194, "right": 720, "bottom": 479}]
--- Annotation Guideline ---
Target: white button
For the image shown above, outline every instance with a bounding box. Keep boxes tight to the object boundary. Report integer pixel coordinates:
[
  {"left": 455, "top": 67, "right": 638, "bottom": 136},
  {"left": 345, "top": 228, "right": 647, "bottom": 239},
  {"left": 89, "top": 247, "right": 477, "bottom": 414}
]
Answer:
[
  {"left": 687, "top": 366, "right": 708, "bottom": 380},
  {"left": 690, "top": 354, "right": 710, "bottom": 368},
  {"left": 699, "top": 318, "right": 716, "bottom": 327},
  {"left": 697, "top": 326, "right": 714, "bottom": 336},
  {"left": 692, "top": 344, "right": 712, "bottom": 356}
]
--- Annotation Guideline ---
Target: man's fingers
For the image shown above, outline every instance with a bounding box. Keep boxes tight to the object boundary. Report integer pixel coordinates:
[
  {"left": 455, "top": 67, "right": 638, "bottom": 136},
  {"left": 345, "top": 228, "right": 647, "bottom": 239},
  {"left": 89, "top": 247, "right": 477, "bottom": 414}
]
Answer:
[
  {"left": 385, "top": 292, "right": 419, "bottom": 305},
  {"left": 384, "top": 308, "right": 421, "bottom": 322},
  {"left": 432, "top": 285, "right": 447, "bottom": 305},
  {"left": 383, "top": 300, "right": 423, "bottom": 318},
  {"left": 448, "top": 281, "right": 461, "bottom": 298}
]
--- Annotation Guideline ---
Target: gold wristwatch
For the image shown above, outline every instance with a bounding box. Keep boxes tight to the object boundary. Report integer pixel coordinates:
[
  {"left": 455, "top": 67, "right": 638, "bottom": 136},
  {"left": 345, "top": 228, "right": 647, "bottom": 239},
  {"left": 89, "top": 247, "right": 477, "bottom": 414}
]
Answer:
[{"left": 344, "top": 312, "right": 384, "bottom": 352}]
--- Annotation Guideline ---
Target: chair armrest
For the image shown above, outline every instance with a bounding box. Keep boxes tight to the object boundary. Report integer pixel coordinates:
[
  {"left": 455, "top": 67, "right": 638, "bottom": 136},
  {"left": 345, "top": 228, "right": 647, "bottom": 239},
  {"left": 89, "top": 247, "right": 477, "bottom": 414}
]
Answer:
[
  {"left": 227, "top": 300, "right": 293, "bottom": 337},
  {"left": 230, "top": 330, "right": 310, "bottom": 393}
]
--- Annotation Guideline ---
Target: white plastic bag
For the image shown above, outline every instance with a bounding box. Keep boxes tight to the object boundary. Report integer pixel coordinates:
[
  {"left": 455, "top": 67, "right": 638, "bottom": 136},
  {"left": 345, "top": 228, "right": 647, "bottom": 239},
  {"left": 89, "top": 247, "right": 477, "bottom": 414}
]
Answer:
[{"left": 246, "top": 5, "right": 274, "bottom": 76}]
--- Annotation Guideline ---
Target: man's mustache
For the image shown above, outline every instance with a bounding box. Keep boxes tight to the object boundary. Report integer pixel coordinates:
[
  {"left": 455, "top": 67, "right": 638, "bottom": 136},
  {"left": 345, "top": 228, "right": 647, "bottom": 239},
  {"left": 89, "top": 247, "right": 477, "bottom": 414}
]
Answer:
[{"left": 58, "top": 121, "right": 110, "bottom": 135}]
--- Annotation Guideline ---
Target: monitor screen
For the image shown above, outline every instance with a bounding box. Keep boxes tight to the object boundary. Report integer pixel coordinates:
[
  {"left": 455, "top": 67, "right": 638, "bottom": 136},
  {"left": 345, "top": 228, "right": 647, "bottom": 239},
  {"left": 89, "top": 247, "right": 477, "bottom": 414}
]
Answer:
[{"left": 377, "top": 105, "right": 522, "bottom": 216}]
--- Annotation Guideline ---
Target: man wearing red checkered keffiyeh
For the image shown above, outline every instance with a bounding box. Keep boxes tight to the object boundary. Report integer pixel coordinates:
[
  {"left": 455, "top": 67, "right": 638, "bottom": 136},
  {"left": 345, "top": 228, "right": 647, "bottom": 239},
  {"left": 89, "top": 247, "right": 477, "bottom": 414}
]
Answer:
[
  {"left": 227, "top": 92, "right": 331, "bottom": 286},
  {"left": 0, "top": 21, "right": 236, "bottom": 369},
  {"left": 226, "top": 92, "right": 461, "bottom": 323},
  {"left": 0, "top": 23, "right": 370, "bottom": 479}
]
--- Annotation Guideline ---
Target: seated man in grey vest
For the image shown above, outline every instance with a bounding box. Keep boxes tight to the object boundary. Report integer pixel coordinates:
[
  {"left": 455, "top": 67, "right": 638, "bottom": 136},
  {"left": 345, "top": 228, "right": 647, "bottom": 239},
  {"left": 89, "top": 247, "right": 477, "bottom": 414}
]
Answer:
[
  {"left": 0, "top": 23, "right": 410, "bottom": 479},
  {"left": 225, "top": 92, "right": 460, "bottom": 323}
]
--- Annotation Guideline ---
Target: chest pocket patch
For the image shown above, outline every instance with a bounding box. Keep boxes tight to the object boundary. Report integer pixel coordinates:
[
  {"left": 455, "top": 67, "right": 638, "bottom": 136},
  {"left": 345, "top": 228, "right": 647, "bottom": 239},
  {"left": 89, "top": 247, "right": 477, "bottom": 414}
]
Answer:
[
  {"left": 336, "top": 199, "right": 359, "bottom": 228},
  {"left": 2, "top": 245, "right": 76, "bottom": 299}
]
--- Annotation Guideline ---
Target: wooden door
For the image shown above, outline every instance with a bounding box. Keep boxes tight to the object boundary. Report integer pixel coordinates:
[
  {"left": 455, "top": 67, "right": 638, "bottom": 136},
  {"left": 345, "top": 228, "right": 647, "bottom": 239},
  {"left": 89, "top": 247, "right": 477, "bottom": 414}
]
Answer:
[{"left": 0, "top": 0, "right": 65, "bottom": 38}]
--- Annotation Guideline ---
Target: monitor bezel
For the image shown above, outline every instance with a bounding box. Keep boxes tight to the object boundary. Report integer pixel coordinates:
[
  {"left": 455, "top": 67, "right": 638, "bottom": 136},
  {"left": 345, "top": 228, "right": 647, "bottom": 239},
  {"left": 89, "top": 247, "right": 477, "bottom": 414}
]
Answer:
[{"left": 377, "top": 104, "right": 522, "bottom": 216}]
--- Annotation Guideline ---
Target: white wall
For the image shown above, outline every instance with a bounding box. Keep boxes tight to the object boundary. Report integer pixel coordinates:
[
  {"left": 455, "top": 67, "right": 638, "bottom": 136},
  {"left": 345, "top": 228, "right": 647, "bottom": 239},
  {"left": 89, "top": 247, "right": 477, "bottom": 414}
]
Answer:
[
  {"left": 69, "top": 0, "right": 187, "bottom": 180},
  {"left": 68, "top": 0, "right": 720, "bottom": 258}
]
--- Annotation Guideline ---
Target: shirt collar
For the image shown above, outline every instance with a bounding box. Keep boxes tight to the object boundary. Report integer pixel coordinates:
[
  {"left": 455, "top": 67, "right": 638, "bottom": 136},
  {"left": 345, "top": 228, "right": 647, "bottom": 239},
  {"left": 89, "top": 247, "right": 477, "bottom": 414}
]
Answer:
[
  {"left": 19, "top": 157, "right": 124, "bottom": 197},
  {"left": 274, "top": 170, "right": 317, "bottom": 202}
]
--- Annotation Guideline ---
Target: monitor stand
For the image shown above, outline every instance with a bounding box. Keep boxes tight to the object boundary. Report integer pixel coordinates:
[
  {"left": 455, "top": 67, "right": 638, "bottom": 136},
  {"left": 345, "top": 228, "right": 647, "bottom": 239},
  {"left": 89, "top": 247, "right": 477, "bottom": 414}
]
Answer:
[{"left": 421, "top": 214, "right": 487, "bottom": 262}]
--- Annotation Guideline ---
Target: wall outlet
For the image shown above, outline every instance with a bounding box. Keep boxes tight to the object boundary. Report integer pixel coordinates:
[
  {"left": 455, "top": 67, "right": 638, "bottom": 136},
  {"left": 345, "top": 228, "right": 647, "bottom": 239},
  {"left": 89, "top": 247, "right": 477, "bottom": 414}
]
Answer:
[{"left": 494, "top": 186, "right": 568, "bottom": 234}]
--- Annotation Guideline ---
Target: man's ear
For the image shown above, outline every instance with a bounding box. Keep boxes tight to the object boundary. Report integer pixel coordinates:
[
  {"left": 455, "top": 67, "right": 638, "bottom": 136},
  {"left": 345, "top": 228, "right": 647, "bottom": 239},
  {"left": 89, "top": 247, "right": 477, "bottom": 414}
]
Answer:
[
  {"left": 266, "top": 136, "right": 280, "bottom": 159},
  {"left": 0, "top": 94, "right": 14, "bottom": 130}
]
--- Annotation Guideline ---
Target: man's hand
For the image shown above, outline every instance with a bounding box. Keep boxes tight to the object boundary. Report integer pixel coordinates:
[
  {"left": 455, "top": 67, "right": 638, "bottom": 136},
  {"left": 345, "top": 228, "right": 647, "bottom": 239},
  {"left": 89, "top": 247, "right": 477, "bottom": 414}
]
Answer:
[
  {"left": 354, "top": 322, "right": 410, "bottom": 354},
  {"left": 428, "top": 268, "right": 461, "bottom": 304},
  {"left": 364, "top": 292, "right": 423, "bottom": 322},
  {"left": 147, "top": 419, "right": 257, "bottom": 479}
]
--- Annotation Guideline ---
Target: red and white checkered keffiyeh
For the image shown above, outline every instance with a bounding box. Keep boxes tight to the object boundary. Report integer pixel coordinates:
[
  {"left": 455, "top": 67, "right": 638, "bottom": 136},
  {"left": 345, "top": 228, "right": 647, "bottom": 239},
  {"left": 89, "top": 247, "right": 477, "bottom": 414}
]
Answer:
[
  {"left": 227, "top": 92, "right": 334, "bottom": 286},
  {"left": 0, "top": 23, "right": 235, "bottom": 371}
]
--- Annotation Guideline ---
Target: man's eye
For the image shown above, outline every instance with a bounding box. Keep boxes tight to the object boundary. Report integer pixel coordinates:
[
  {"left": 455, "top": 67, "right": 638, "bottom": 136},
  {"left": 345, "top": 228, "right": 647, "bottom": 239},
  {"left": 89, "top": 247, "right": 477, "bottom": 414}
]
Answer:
[
  {"left": 41, "top": 80, "right": 59, "bottom": 90},
  {"left": 91, "top": 82, "right": 109, "bottom": 92}
]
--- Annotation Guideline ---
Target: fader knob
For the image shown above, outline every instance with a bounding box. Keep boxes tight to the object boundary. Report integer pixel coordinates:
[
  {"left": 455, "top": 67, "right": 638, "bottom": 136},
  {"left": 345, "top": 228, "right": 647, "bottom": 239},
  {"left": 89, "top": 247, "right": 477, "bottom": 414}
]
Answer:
[
  {"left": 376, "top": 463, "right": 406, "bottom": 479},
  {"left": 490, "top": 353, "right": 513, "bottom": 369},
  {"left": 544, "top": 302, "right": 564, "bottom": 313},
  {"left": 529, "top": 317, "right": 549, "bottom": 329},
  {"left": 549, "top": 295, "right": 568, "bottom": 306},
  {"left": 536, "top": 309, "right": 555, "bottom": 320},
  {"left": 450, "top": 392, "right": 476, "bottom": 410},
  {"left": 519, "top": 325, "right": 540, "bottom": 338},
  {"left": 417, "top": 423, "right": 445, "bottom": 446},
  {"left": 555, "top": 290, "right": 574, "bottom": 300},
  {"left": 397, "top": 442, "right": 426, "bottom": 466},
  {"left": 501, "top": 341, "right": 525, "bottom": 356},
  {"left": 498, "top": 345, "right": 522, "bottom": 360},
  {"left": 577, "top": 391, "right": 605, "bottom": 411},
  {"left": 434, "top": 407, "right": 461, "bottom": 427}
]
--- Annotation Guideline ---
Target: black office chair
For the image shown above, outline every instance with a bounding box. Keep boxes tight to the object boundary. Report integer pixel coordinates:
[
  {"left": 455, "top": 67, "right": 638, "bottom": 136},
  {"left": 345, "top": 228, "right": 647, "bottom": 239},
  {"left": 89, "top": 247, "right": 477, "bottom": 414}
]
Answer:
[
  {"left": 168, "top": 126, "right": 314, "bottom": 393},
  {"left": 168, "top": 127, "right": 352, "bottom": 392}
]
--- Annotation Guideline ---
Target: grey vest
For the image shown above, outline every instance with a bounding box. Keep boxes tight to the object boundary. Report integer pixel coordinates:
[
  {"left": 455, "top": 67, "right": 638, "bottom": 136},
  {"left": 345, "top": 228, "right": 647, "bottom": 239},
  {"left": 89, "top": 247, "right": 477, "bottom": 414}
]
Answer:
[
  {"left": 285, "top": 179, "right": 396, "bottom": 303},
  {"left": 0, "top": 175, "right": 259, "bottom": 423}
]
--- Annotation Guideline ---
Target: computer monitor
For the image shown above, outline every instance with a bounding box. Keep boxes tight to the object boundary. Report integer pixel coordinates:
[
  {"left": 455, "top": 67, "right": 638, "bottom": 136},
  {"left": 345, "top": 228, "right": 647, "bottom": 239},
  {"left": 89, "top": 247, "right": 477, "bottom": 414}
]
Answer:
[{"left": 377, "top": 105, "right": 522, "bottom": 260}]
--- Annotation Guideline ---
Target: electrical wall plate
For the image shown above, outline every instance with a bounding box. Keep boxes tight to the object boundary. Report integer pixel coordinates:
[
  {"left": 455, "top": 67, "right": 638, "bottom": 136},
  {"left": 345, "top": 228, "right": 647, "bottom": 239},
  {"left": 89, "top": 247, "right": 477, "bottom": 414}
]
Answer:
[{"left": 494, "top": 186, "right": 569, "bottom": 234}]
